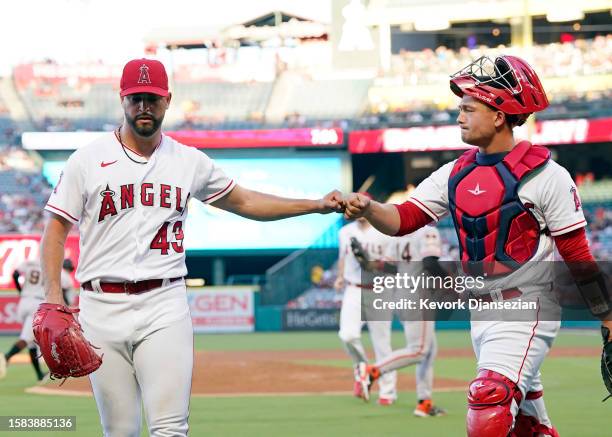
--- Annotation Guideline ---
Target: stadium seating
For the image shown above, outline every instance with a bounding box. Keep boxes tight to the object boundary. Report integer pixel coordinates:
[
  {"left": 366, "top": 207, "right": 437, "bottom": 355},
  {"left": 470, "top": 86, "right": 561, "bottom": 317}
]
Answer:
[
  {"left": 369, "top": 36, "right": 612, "bottom": 116},
  {"left": 0, "top": 81, "right": 16, "bottom": 132},
  {"left": 283, "top": 78, "right": 372, "bottom": 120},
  {"left": 577, "top": 180, "right": 612, "bottom": 203},
  {"left": 18, "top": 82, "right": 121, "bottom": 131},
  {"left": 0, "top": 147, "right": 53, "bottom": 233},
  {"left": 387, "top": 36, "right": 611, "bottom": 85},
  {"left": 170, "top": 81, "right": 273, "bottom": 124},
  {"left": 7, "top": 36, "right": 611, "bottom": 130}
]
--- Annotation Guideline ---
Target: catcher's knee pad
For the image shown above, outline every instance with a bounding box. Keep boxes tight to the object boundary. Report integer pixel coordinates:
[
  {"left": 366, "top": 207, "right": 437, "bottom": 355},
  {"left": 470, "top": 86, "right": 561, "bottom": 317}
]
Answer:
[
  {"left": 511, "top": 413, "right": 559, "bottom": 437},
  {"left": 466, "top": 370, "right": 522, "bottom": 437}
]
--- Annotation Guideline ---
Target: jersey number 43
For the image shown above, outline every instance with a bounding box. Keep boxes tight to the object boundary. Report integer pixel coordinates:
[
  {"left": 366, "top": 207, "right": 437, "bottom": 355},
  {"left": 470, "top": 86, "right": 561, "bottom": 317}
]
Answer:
[{"left": 150, "top": 221, "right": 184, "bottom": 255}]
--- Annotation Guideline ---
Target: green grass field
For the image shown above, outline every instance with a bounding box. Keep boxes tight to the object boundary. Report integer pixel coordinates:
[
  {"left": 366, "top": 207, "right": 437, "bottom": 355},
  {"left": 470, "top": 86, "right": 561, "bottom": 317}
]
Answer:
[{"left": 0, "top": 329, "right": 607, "bottom": 437}]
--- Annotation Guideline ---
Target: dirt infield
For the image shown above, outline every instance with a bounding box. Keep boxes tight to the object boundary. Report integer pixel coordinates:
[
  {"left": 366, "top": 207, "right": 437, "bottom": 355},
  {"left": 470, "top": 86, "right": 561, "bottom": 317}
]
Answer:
[
  {"left": 29, "top": 349, "right": 465, "bottom": 397},
  {"left": 24, "top": 346, "right": 599, "bottom": 397}
]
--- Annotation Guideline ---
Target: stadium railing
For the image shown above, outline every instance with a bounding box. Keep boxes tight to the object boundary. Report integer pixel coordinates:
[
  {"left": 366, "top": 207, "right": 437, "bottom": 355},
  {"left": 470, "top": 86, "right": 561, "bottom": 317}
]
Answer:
[{"left": 262, "top": 218, "right": 343, "bottom": 305}]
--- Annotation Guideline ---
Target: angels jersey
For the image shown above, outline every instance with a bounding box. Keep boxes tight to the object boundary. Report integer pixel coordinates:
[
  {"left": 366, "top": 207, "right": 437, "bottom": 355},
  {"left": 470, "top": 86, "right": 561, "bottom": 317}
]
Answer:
[{"left": 45, "top": 132, "right": 235, "bottom": 283}]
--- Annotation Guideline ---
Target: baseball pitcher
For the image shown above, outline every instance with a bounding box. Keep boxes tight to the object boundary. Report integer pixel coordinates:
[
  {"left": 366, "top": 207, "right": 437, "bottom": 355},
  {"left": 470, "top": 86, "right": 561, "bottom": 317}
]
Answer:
[{"left": 38, "top": 58, "right": 344, "bottom": 437}]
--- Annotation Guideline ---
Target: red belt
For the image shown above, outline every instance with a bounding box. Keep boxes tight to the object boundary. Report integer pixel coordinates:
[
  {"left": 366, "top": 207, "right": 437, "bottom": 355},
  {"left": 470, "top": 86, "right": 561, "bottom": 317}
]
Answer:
[
  {"left": 82, "top": 277, "right": 183, "bottom": 294},
  {"left": 472, "top": 287, "right": 522, "bottom": 302}
]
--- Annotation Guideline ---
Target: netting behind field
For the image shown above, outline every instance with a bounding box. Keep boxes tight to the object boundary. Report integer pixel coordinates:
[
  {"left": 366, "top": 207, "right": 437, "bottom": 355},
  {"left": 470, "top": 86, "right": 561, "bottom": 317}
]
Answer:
[{"left": 263, "top": 218, "right": 343, "bottom": 305}]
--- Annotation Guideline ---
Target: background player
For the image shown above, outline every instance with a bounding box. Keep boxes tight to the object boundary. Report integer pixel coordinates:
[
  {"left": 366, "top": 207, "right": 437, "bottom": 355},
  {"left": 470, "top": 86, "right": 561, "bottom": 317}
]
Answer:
[
  {"left": 342, "top": 54, "right": 612, "bottom": 436},
  {"left": 0, "top": 258, "right": 73, "bottom": 381},
  {"left": 335, "top": 213, "right": 397, "bottom": 404},
  {"left": 360, "top": 225, "right": 447, "bottom": 416},
  {"left": 40, "top": 58, "right": 344, "bottom": 437}
]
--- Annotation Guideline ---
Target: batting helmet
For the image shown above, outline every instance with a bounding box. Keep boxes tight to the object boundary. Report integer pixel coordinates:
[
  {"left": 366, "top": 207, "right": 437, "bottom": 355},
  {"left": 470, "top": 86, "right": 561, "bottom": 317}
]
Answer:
[
  {"left": 63, "top": 259, "right": 75, "bottom": 272},
  {"left": 450, "top": 55, "right": 549, "bottom": 125}
]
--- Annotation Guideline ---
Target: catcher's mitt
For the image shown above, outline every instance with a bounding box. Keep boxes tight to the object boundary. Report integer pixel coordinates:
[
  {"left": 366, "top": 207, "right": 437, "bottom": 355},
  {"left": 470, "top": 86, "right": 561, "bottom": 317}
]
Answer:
[
  {"left": 350, "top": 237, "right": 370, "bottom": 269},
  {"left": 602, "top": 326, "right": 612, "bottom": 402},
  {"left": 32, "top": 303, "right": 102, "bottom": 380}
]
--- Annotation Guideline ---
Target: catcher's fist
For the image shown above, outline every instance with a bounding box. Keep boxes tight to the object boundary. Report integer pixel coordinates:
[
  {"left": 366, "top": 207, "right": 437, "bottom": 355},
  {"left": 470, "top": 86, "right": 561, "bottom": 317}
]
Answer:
[
  {"left": 343, "top": 192, "right": 371, "bottom": 220},
  {"left": 33, "top": 303, "right": 102, "bottom": 380}
]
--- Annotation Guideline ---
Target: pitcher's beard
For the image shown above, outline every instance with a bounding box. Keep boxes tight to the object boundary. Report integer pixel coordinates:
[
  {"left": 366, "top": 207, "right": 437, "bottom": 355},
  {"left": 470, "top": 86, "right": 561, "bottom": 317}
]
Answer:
[{"left": 127, "top": 115, "right": 162, "bottom": 137}]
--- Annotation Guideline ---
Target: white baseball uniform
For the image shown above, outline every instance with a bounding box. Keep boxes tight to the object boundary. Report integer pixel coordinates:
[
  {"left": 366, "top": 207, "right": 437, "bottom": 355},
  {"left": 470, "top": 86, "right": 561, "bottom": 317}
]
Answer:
[
  {"left": 15, "top": 260, "right": 72, "bottom": 345},
  {"left": 373, "top": 225, "right": 443, "bottom": 401},
  {"left": 337, "top": 220, "right": 397, "bottom": 400},
  {"left": 409, "top": 154, "right": 586, "bottom": 424},
  {"left": 45, "top": 131, "right": 235, "bottom": 437}
]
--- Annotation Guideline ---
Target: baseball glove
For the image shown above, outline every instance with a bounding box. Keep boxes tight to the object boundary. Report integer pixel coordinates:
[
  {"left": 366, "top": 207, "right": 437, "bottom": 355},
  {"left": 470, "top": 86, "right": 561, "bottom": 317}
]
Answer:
[
  {"left": 32, "top": 303, "right": 102, "bottom": 380},
  {"left": 601, "top": 326, "right": 612, "bottom": 402},
  {"left": 350, "top": 237, "right": 370, "bottom": 269}
]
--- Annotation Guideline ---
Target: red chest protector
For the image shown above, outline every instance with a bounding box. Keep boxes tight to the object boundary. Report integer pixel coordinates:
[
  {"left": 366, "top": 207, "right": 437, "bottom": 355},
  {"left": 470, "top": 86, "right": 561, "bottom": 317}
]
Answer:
[{"left": 448, "top": 141, "right": 550, "bottom": 276}]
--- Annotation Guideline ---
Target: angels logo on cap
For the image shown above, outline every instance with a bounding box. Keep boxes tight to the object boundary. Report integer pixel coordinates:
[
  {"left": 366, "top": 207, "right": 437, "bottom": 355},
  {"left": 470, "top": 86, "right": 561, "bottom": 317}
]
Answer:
[
  {"left": 120, "top": 58, "right": 169, "bottom": 97},
  {"left": 137, "top": 64, "right": 152, "bottom": 85}
]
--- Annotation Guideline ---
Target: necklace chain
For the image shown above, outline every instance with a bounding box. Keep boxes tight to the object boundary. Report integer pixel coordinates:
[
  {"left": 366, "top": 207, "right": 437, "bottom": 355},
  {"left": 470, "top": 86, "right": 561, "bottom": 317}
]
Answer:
[{"left": 115, "top": 126, "right": 162, "bottom": 165}]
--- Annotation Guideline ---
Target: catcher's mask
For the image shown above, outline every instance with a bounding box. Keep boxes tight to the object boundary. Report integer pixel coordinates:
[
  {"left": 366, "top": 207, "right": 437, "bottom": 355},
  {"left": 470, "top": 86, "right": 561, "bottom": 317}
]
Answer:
[{"left": 450, "top": 55, "right": 549, "bottom": 126}]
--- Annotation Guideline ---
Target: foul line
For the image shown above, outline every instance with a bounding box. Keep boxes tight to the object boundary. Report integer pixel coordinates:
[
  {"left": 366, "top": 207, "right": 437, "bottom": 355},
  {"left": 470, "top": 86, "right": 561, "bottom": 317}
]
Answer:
[{"left": 25, "top": 385, "right": 465, "bottom": 398}]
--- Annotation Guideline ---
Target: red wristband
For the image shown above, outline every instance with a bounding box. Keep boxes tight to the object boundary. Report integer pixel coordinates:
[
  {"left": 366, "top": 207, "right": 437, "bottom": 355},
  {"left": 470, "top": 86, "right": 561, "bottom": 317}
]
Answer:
[{"left": 394, "top": 201, "right": 433, "bottom": 236}]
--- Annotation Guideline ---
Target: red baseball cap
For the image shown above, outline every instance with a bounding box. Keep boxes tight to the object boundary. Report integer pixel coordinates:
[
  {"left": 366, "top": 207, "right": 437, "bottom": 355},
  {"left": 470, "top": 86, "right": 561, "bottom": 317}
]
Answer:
[{"left": 120, "top": 58, "right": 169, "bottom": 97}]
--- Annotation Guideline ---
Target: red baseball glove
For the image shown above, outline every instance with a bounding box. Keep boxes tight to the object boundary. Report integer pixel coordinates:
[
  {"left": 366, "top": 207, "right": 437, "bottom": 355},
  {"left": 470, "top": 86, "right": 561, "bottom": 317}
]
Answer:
[{"left": 32, "top": 303, "right": 102, "bottom": 380}]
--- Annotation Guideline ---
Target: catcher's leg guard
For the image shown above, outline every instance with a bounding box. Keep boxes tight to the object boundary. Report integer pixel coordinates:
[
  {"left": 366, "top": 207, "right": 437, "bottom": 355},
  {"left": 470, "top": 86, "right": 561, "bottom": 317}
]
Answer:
[
  {"left": 511, "top": 390, "right": 559, "bottom": 437},
  {"left": 511, "top": 413, "right": 559, "bottom": 437},
  {"left": 466, "top": 370, "right": 522, "bottom": 437}
]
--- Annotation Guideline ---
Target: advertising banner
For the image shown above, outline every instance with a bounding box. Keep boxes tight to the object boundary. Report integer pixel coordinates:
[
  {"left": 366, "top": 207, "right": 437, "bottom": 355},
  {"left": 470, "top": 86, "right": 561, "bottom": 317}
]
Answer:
[
  {"left": 187, "top": 286, "right": 256, "bottom": 333},
  {"left": 0, "top": 294, "right": 21, "bottom": 333},
  {"left": 23, "top": 128, "right": 344, "bottom": 150},
  {"left": 0, "top": 234, "right": 79, "bottom": 290},
  {"left": 282, "top": 308, "right": 340, "bottom": 331},
  {"left": 349, "top": 117, "right": 612, "bottom": 153},
  {"left": 0, "top": 287, "right": 257, "bottom": 334}
]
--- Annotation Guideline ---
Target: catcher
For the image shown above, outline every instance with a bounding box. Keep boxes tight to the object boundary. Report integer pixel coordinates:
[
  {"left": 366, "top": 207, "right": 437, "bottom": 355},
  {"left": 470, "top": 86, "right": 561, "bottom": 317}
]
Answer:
[{"left": 342, "top": 54, "right": 612, "bottom": 435}]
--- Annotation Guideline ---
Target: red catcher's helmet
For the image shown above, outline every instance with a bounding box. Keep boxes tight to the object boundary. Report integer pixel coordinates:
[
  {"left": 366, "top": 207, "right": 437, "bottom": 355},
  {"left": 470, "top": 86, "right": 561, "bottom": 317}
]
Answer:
[{"left": 450, "top": 55, "right": 549, "bottom": 125}]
